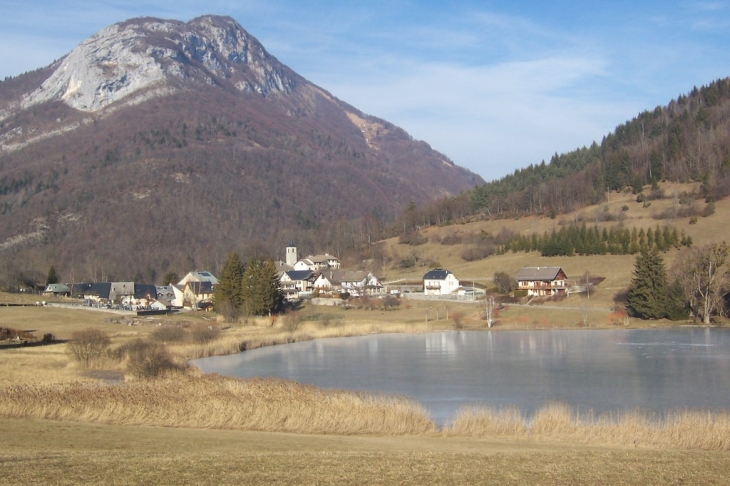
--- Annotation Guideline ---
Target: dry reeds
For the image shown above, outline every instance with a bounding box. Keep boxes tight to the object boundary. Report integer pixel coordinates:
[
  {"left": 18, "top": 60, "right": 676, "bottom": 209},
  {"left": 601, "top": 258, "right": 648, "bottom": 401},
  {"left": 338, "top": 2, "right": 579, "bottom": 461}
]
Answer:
[
  {"left": 447, "top": 402, "right": 730, "bottom": 450},
  {"left": 0, "top": 373, "right": 435, "bottom": 436}
]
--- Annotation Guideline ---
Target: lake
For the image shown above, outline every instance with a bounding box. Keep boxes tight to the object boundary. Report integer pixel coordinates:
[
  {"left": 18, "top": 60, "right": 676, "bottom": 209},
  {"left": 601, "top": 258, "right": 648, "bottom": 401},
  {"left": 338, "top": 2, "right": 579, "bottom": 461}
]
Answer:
[{"left": 192, "top": 328, "right": 730, "bottom": 424}]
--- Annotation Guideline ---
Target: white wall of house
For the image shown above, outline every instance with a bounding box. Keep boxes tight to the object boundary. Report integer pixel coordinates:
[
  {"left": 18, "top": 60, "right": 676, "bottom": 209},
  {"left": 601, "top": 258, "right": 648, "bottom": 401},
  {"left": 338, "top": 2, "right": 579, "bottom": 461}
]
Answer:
[{"left": 424, "top": 274, "right": 460, "bottom": 296}]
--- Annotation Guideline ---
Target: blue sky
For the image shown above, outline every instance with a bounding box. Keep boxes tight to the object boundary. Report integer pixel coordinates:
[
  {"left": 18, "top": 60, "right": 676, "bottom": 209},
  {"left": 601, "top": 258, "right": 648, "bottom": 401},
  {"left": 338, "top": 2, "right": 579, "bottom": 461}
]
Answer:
[{"left": 2, "top": 1, "right": 729, "bottom": 181}]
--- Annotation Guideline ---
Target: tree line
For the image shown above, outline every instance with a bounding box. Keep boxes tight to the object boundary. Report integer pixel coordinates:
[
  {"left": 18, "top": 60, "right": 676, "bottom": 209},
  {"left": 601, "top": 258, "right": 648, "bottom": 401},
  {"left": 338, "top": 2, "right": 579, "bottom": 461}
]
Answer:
[
  {"left": 213, "top": 253, "right": 283, "bottom": 322},
  {"left": 627, "top": 243, "right": 730, "bottom": 324},
  {"left": 499, "top": 223, "right": 692, "bottom": 257}
]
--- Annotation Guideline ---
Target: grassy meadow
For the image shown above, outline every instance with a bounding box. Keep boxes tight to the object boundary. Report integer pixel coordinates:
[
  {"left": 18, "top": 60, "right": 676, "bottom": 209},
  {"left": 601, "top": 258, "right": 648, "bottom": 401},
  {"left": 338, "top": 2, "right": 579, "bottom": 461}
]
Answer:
[{"left": 2, "top": 182, "right": 730, "bottom": 483}]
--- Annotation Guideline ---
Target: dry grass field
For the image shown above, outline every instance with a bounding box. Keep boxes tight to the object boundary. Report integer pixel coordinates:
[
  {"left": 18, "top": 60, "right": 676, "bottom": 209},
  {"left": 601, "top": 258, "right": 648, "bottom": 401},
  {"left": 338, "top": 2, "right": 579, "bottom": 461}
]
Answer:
[{"left": 2, "top": 182, "right": 730, "bottom": 484}]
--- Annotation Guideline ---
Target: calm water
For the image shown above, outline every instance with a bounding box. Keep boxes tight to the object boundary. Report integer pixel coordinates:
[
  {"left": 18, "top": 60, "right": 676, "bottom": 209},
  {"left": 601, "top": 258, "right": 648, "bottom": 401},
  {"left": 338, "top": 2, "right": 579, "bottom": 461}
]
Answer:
[{"left": 192, "top": 329, "right": 730, "bottom": 424}]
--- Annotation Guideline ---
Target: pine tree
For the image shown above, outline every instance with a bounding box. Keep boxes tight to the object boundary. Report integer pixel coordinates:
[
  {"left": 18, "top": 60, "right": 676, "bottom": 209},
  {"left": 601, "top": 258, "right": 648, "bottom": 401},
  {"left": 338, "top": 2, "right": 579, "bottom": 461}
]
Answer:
[
  {"left": 665, "top": 278, "right": 690, "bottom": 321},
  {"left": 215, "top": 252, "right": 244, "bottom": 318},
  {"left": 46, "top": 265, "right": 59, "bottom": 286},
  {"left": 626, "top": 246, "right": 668, "bottom": 319},
  {"left": 241, "top": 257, "right": 282, "bottom": 316}
]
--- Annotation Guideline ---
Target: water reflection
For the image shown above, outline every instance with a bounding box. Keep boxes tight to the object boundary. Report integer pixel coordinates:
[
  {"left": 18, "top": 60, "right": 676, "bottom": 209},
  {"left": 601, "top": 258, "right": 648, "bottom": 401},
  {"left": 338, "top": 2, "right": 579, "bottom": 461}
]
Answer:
[{"left": 193, "top": 329, "right": 730, "bottom": 424}]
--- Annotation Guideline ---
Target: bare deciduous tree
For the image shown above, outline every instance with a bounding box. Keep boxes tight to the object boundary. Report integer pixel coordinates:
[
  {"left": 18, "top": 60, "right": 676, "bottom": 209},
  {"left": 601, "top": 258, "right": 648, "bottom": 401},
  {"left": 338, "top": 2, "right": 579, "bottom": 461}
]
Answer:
[
  {"left": 674, "top": 243, "right": 730, "bottom": 324},
  {"left": 67, "top": 328, "right": 110, "bottom": 368}
]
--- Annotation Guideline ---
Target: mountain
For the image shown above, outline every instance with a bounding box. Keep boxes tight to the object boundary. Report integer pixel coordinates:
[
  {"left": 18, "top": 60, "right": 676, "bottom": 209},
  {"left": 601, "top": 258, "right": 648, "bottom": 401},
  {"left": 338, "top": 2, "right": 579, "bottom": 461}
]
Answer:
[{"left": 0, "top": 15, "right": 482, "bottom": 283}]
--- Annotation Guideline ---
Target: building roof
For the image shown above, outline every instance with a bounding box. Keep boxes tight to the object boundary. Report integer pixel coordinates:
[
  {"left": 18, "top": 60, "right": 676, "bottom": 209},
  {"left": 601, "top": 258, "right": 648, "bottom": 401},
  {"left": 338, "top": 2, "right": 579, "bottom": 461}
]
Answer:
[
  {"left": 285, "top": 270, "right": 314, "bottom": 281},
  {"left": 178, "top": 271, "right": 219, "bottom": 286},
  {"left": 307, "top": 254, "right": 339, "bottom": 264},
  {"left": 515, "top": 266, "right": 565, "bottom": 281},
  {"left": 275, "top": 261, "right": 294, "bottom": 274},
  {"left": 423, "top": 269, "right": 453, "bottom": 280},
  {"left": 45, "top": 283, "right": 71, "bottom": 293},
  {"left": 133, "top": 284, "right": 158, "bottom": 299}
]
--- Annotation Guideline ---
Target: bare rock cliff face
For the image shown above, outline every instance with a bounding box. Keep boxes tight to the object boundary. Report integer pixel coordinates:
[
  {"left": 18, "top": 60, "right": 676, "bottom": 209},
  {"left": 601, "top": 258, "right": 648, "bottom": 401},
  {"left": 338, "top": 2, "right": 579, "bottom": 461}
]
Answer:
[{"left": 20, "top": 16, "right": 297, "bottom": 113}]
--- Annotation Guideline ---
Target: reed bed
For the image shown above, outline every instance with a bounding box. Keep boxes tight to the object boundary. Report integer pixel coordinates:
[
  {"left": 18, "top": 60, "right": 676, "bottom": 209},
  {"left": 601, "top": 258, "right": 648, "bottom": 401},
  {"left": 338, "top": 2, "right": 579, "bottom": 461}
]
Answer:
[
  {"left": 172, "top": 320, "right": 442, "bottom": 360},
  {"left": 447, "top": 402, "right": 730, "bottom": 450},
  {"left": 0, "top": 373, "right": 435, "bottom": 436}
]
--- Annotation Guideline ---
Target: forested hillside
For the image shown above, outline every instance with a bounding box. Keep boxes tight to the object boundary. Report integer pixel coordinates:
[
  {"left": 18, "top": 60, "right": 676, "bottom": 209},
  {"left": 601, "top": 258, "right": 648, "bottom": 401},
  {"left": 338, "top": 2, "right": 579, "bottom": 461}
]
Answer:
[
  {"left": 475, "top": 78, "right": 730, "bottom": 215},
  {"left": 402, "top": 77, "right": 730, "bottom": 228}
]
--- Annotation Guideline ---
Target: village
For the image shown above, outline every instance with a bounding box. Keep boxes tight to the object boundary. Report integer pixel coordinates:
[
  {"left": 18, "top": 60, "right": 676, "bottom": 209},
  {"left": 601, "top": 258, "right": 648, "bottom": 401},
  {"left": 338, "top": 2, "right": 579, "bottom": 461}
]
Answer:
[{"left": 39, "top": 243, "right": 571, "bottom": 313}]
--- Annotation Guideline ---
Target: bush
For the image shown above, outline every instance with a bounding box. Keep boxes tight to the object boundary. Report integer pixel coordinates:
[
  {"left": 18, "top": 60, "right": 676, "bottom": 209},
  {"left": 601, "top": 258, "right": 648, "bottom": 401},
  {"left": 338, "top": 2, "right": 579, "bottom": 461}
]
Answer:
[
  {"left": 493, "top": 271, "right": 515, "bottom": 294},
  {"left": 461, "top": 242, "right": 495, "bottom": 261},
  {"left": 452, "top": 311, "right": 464, "bottom": 330},
  {"left": 125, "top": 339, "right": 186, "bottom": 379},
  {"left": 189, "top": 323, "right": 220, "bottom": 344},
  {"left": 282, "top": 311, "right": 301, "bottom": 333},
  {"left": 151, "top": 325, "right": 186, "bottom": 343},
  {"left": 702, "top": 202, "right": 716, "bottom": 217},
  {"left": 67, "top": 328, "right": 111, "bottom": 368}
]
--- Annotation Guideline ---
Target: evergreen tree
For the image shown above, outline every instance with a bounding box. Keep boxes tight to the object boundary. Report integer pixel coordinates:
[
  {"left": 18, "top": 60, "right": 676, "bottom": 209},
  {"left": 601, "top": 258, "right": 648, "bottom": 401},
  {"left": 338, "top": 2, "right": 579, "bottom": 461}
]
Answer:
[
  {"left": 215, "top": 252, "right": 245, "bottom": 318},
  {"left": 627, "top": 247, "right": 668, "bottom": 319},
  {"left": 665, "top": 278, "right": 690, "bottom": 321},
  {"left": 242, "top": 257, "right": 282, "bottom": 316},
  {"left": 162, "top": 271, "right": 180, "bottom": 285},
  {"left": 46, "top": 265, "right": 59, "bottom": 286}
]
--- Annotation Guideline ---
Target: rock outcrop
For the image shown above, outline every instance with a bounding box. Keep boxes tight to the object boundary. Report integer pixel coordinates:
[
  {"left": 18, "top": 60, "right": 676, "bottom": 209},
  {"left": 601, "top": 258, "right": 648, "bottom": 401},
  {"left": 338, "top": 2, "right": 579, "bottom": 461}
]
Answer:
[{"left": 20, "top": 15, "right": 298, "bottom": 113}]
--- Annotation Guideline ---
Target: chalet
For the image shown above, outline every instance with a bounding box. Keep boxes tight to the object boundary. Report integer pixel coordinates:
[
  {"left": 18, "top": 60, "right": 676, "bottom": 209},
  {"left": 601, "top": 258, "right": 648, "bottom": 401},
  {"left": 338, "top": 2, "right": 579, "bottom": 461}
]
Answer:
[
  {"left": 43, "top": 283, "right": 71, "bottom": 297},
  {"left": 515, "top": 266, "right": 568, "bottom": 296},
  {"left": 279, "top": 270, "right": 315, "bottom": 301},
  {"left": 182, "top": 281, "right": 215, "bottom": 309},
  {"left": 121, "top": 284, "right": 158, "bottom": 308},
  {"left": 178, "top": 271, "right": 219, "bottom": 286},
  {"left": 423, "top": 269, "right": 460, "bottom": 296},
  {"left": 314, "top": 270, "right": 384, "bottom": 296},
  {"left": 155, "top": 285, "right": 184, "bottom": 308},
  {"left": 294, "top": 254, "right": 341, "bottom": 272}
]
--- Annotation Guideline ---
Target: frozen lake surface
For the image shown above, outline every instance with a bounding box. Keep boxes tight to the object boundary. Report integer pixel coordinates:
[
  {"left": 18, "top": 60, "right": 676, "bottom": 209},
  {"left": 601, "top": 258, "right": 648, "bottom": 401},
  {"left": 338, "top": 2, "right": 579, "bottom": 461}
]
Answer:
[{"left": 193, "top": 328, "right": 730, "bottom": 424}]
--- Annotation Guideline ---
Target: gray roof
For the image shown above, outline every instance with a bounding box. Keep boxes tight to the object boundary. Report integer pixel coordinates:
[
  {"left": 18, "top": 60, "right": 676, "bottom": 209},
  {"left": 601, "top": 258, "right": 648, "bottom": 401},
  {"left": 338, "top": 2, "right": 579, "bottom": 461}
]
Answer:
[
  {"left": 515, "top": 266, "right": 566, "bottom": 281},
  {"left": 285, "top": 270, "right": 314, "bottom": 281},
  {"left": 45, "top": 283, "right": 71, "bottom": 293},
  {"left": 423, "top": 269, "right": 453, "bottom": 280}
]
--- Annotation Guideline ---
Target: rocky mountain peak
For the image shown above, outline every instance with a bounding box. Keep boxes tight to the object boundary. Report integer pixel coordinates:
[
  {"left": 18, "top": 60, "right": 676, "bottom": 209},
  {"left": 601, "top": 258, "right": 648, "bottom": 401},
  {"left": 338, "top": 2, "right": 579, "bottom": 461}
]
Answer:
[{"left": 20, "top": 15, "right": 298, "bottom": 113}]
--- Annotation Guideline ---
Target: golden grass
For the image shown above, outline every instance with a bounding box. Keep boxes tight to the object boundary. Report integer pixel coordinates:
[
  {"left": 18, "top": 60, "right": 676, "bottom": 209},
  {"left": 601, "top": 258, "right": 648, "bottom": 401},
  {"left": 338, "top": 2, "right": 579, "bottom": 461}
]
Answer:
[
  {"left": 4, "top": 417, "right": 730, "bottom": 486},
  {"left": 0, "top": 372, "right": 435, "bottom": 436},
  {"left": 171, "top": 318, "right": 453, "bottom": 360},
  {"left": 448, "top": 402, "right": 730, "bottom": 450}
]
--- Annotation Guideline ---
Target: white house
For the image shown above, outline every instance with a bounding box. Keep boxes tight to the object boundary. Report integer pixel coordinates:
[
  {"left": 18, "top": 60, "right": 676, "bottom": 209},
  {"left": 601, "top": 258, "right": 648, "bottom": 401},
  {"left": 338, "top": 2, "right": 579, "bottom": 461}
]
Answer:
[
  {"left": 156, "top": 285, "right": 184, "bottom": 308},
  {"left": 178, "top": 270, "right": 219, "bottom": 286},
  {"left": 279, "top": 270, "right": 315, "bottom": 301},
  {"left": 423, "top": 269, "right": 460, "bottom": 296},
  {"left": 315, "top": 270, "right": 384, "bottom": 296}
]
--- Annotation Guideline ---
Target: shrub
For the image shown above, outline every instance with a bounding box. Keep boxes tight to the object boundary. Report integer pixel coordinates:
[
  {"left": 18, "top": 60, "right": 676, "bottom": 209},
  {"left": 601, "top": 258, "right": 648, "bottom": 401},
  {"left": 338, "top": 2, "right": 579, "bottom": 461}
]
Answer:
[
  {"left": 399, "top": 255, "right": 416, "bottom": 269},
  {"left": 689, "top": 216, "right": 698, "bottom": 225},
  {"left": 621, "top": 205, "right": 629, "bottom": 211},
  {"left": 702, "top": 202, "right": 715, "bottom": 217},
  {"left": 282, "top": 311, "right": 301, "bottom": 333},
  {"left": 452, "top": 311, "right": 464, "bottom": 329},
  {"left": 189, "top": 323, "right": 220, "bottom": 344},
  {"left": 493, "top": 271, "right": 515, "bottom": 294},
  {"left": 461, "top": 242, "right": 495, "bottom": 261},
  {"left": 151, "top": 324, "right": 186, "bottom": 343},
  {"left": 125, "top": 339, "right": 186, "bottom": 379},
  {"left": 67, "top": 328, "right": 110, "bottom": 369},
  {"left": 382, "top": 296, "right": 400, "bottom": 310},
  {"left": 440, "top": 232, "right": 463, "bottom": 245}
]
